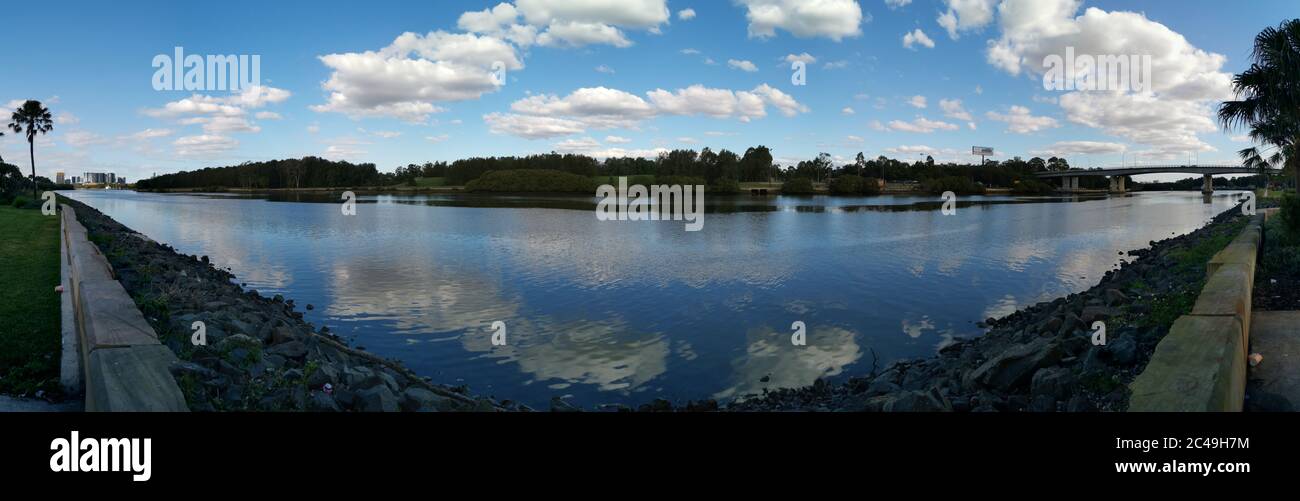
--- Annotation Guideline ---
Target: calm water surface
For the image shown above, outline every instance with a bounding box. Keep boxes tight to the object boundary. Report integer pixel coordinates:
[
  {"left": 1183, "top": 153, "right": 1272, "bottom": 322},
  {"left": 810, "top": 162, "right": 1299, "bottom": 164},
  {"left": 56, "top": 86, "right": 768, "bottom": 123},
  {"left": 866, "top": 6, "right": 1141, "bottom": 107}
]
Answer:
[{"left": 63, "top": 190, "right": 1244, "bottom": 407}]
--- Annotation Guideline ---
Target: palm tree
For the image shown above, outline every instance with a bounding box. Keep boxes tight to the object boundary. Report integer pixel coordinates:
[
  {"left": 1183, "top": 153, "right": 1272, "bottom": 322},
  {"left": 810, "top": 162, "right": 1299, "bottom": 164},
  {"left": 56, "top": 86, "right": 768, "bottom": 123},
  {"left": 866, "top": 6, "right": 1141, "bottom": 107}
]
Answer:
[
  {"left": 1219, "top": 19, "right": 1300, "bottom": 192},
  {"left": 8, "top": 100, "right": 54, "bottom": 197}
]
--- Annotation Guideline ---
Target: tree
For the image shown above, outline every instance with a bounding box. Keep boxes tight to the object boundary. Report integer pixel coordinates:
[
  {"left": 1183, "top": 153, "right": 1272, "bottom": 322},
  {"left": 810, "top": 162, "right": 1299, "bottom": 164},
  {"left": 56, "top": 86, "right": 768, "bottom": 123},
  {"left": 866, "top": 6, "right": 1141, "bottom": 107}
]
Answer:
[
  {"left": 1219, "top": 19, "right": 1300, "bottom": 190},
  {"left": 8, "top": 100, "right": 54, "bottom": 197},
  {"left": 740, "top": 146, "right": 773, "bottom": 182}
]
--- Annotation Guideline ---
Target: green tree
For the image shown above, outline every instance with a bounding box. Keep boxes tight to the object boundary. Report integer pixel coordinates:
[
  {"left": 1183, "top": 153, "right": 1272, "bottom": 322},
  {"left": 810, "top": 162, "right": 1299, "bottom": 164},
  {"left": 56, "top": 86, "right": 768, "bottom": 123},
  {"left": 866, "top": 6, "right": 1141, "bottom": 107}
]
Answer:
[
  {"left": 8, "top": 101, "right": 54, "bottom": 197},
  {"left": 1219, "top": 19, "right": 1300, "bottom": 190}
]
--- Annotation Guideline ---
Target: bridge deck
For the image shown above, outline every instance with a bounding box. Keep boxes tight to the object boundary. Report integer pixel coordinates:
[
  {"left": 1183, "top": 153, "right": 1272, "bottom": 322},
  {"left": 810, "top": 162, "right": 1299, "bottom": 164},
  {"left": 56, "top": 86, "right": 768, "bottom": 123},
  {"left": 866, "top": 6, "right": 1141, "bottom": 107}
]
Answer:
[{"left": 1035, "top": 166, "right": 1265, "bottom": 178}]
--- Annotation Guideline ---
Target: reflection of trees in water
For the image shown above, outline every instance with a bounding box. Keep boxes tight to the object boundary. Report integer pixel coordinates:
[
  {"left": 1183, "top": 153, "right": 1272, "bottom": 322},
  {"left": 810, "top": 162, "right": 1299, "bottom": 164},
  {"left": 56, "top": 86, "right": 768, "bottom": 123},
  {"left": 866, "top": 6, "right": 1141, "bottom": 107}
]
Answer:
[{"left": 714, "top": 325, "right": 862, "bottom": 401}]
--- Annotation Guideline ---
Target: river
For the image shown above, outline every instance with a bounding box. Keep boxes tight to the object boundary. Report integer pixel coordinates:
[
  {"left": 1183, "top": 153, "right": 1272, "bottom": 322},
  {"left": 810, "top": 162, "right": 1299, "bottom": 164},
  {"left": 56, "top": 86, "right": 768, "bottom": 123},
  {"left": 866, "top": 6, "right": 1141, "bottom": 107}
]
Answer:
[{"left": 62, "top": 189, "right": 1245, "bottom": 408}]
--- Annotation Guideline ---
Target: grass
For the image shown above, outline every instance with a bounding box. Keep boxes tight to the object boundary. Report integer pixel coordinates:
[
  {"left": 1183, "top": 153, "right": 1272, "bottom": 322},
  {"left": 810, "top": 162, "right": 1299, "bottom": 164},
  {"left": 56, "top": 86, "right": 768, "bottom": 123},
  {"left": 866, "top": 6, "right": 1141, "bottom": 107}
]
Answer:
[
  {"left": 1134, "top": 217, "right": 1250, "bottom": 329},
  {"left": 0, "top": 205, "right": 63, "bottom": 397},
  {"left": 412, "top": 177, "right": 446, "bottom": 187}
]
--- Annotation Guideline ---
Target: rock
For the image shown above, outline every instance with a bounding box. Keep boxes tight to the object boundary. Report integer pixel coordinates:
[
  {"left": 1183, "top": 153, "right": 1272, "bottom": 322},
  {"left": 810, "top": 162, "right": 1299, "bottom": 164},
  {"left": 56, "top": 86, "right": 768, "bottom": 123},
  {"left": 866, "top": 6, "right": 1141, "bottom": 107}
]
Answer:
[
  {"left": 1027, "top": 395, "right": 1057, "bottom": 412},
  {"left": 1080, "top": 306, "right": 1116, "bottom": 325},
  {"left": 884, "top": 388, "right": 953, "bottom": 412},
  {"left": 1066, "top": 395, "right": 1097, "bottom": 412},
  {"left": 400, "top": 387, "right": 449, "bottom": 412},
  {"left": 358, "top": 372, "right": 400, "bottom": 394},
  {"left": 169, "top": 361, "right": 218, "bottom": 380},
  {"left": 964, "top": 338, "right": 1063, "bottom": 391},
  {"left": 1107, "top": 335, "right": 1138, "bottom": 366},
  {"left": 1104, "top": 289, "right": 1129, "bottom": 306},
  {"left": 266, "top": 340, "right": 307, "bottom": 359},
  {"left": 306, "top": 364, "right": 339, "bottom": 389},
  {"left": 1039, "top": 316, "right": 1063, "bottom": 335},
  {"left": 550, "top": 397, "right": 581, "bottom": 412},
  {"left": 1030, "top": 367, "right": 1075, "bottom": 400},
  {"left": 865, "top": 379, "right": 901, "bottom": 397},
  {"left": 271, "top": 325, "right": 297, "bottom": 345},
  {"left": 307, "top": 392, "right": 342, "bottom": 412},
  {"left": 356, "top": 386, "right": 399, "bottom": 412},
  {"left": 214, "top": 334, "right": 259, "bottom": 352}
]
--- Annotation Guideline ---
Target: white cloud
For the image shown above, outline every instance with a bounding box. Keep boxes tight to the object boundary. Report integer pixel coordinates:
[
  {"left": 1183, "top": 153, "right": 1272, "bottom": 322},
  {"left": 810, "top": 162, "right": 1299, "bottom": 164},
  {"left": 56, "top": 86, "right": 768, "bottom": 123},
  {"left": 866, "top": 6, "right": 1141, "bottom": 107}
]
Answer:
[
  {"left": 841, "top": 107, "right": 855, "bottom": 115},
  {"left": 63, "top": 131, "right": 107, "bottom": 148},
  {"left": 306, "top": 123, "right": 320, "bottom": 134},
  {"left": 902, "top": 29, "right": 935, "bottom": 49},
  {"left": 487, "top": 84, "right": 809, "bottom": 139},
  {"left": 937, "top": 0, "right": 997, "bottom": 39},
  {"left": 255, "top": 111, "right": 282, "bottom": 120},
  {"left": 823, "top": 60, "right": 849, "bottom": 70},
  {"left": 174, "top": 134, "right": 238, "bottom": 157},
  {"left": 553, "top": 136, "right": 667, "bottom": 159},
  {"left": 783, "top": 53, "right": 817, "bottom": 65},
  {"left": 127, "top": 128, "right": 173, "bottom": 140},
  {"left": 518, "top": 0, "right": 669, "bottom": 48},
  {"left": 986, "top": 105, "right": 1059, "bottom": 134},
  {"left": 426, "top": 134, "right": 451, "bottom": 143},
  {"left": 985, "top": 0, "right": 1231, "bottom": 155},
  {"left": 728, "top": 59, "right": 759, "bottom": 72},
  {"left": 312, "top": 31, "right": 521, "bottom": 122},
  {"left": 886, "top": 0, "right": 912, "bottom": 9},
  {"left": 938, "top": 98, "right": 972, "bottom": 121},
  {"left": 196, "top": 116, "right": 261, "bottom": 134},
  {"left": 1031, "top": 140, "right": 1128, "bottom": 156},
  {"left": 371, "top": 130, "right": 403, "bottom": 139},
  {"left": 907, "top": 95, "right": 927, "bottom": 109},
  {"left": 888, "top": 117, "right": 960, "bottom": 133},
  {"left": 737, "top": 0, "right": 865, "bottom": 41},
  {"left": 595, "top": 64, "right": 616, "bottom": 74},
  {"left": 678, "top": 8, "right": 696, "bottom": 20},
  {"left": 605, "top": 135, "right": 632, "bottom": 143}
]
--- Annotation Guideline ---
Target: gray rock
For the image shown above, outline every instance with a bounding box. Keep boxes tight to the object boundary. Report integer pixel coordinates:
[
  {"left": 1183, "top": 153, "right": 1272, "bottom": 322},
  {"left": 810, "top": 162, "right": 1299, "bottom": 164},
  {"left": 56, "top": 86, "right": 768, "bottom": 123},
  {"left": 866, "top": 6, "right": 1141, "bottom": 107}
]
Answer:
[
  {"left": 356, "top": 386, "right": 399, "bottom": 412},
  {"left": 307, "top": 392, "right": 342, "bottom": 412},
  {"left": 306, "top": 364, "right": 339, "bottom": 389},
  {"left": 1104, "top": 289, "right": 1129, "bottom": 306},
  {"left": 1080, "top": 305, "right": 1116, "bottom": 325},
  {"left": 965, "top": 338, "right": 1063, "bottom": 391},
  {"left": 866, "top": 379, "right": 901, "bottom": 396},
  {"left": 1067, "top": 395, "right": 1097, "bottom": 412},
  {"left": 1030, "top": 367, "right": 1075, "bottom": 400},
  {"left": 1027, "top": 394, "right": 1057, "bottom": 412},
  {"left": 883, "top": 388, "right": 952, "bottom": 412},
  {"left": 266, "top": 340, "right": 307, "bottom": 359},
  {"left": 400, "top": 387, "right": 449, "bottom": 412},
  {"left": 1108, "top": 335, "right": 1138, "bottom": 366}
]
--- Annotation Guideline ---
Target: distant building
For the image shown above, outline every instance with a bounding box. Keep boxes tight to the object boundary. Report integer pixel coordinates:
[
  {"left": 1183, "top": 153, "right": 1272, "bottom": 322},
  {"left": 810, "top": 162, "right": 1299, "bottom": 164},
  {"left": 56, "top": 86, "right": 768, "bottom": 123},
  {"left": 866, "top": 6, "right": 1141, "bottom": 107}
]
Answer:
[{"left": 56, "top": 172, "right": 65, "bottom": 184}]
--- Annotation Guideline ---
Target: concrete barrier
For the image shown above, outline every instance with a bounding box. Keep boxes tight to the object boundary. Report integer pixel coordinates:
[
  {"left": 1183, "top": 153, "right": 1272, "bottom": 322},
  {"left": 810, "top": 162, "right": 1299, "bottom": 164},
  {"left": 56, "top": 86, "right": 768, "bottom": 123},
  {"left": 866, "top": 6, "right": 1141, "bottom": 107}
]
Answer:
[
  {"left": 60, "top": 204, "right": 188, "bottom": 412},
  {"left": 1128, "top": 213, "right": 1263, "bottom": 412}
]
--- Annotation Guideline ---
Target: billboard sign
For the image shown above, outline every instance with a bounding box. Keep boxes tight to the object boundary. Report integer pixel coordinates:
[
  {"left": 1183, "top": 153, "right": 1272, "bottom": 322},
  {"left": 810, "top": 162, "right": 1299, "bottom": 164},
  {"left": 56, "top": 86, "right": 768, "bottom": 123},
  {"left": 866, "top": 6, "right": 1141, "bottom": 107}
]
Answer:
[{"left": 973, "top": 147, "right": 995, "bottom": 156}]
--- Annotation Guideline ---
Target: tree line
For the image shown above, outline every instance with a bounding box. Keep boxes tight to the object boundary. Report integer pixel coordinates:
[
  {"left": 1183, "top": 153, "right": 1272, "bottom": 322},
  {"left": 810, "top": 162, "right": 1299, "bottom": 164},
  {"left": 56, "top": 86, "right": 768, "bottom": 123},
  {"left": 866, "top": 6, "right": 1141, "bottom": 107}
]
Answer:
[{"left": 135, "top": 157, "right": 384, "bottom": 191}]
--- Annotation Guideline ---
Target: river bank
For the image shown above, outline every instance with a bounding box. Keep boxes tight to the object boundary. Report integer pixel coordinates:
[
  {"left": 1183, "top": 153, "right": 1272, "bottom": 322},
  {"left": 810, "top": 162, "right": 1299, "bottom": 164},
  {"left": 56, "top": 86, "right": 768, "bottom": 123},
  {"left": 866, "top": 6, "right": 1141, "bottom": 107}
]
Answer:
[
  {"left": 62, "top": 197, "right": 517, "bottom": 412},
  {"left": 720, "top": 201, "right": 1261, "bottom": 412}
]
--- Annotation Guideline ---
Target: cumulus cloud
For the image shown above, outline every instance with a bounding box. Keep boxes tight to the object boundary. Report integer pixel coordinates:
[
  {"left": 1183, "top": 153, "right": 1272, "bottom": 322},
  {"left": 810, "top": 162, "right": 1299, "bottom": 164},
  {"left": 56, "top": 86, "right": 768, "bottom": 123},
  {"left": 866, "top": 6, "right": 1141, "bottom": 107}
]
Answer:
[
  {"left": 986, "top": 105, "right": 1059, "bottom": 134},
  {"left": 902, "top": 29, "right": 935, "bottom": 49},
  {"left": 1031, "top": 140, "right": 1128, "bottom": 156},
  {"left": 486, "top": 84, "right": 809, "bottom": 139},
  {"left": 907, "top": 95, "right": 927, "bottom": 109},
  {"left": 312, "top": 31, "right": 519, "bottom": 123},
  {"left": 938, "top": 98, "right": 972, "bottom": 121},
  {"left": 937, "top": 0, "right": 997, "bottom": 40},
  {"left": 174, "top": 134, "right": 238, "bottom": 157},
  {"left": 728, "top": 59, "right": 759, "bottom": 72},
  {"left": 736, "top": 0, "right": 865, "bottom": 41},
  {"left": 888, "top": 117, "right": 960, "bottom": 133},
  {"left": 517, "top": 0, "right": 669, "bottom": 47},
  {"left": 678, "top": 8, "right": 696, "bottom": 20},
  {"left": 985, "top": 0, "right": 1232, "bottom": 156}
]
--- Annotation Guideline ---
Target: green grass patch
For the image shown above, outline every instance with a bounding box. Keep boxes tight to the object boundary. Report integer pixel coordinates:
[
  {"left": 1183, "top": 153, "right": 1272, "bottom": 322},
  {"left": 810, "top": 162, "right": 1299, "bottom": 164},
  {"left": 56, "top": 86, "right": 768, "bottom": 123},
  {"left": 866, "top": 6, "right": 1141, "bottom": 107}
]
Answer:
[
  {"left": 413, "top": 177, "right": 446, "bottom": 187},
  {"left": 0, "top": 205, "right": 63, "bottom": 397}
]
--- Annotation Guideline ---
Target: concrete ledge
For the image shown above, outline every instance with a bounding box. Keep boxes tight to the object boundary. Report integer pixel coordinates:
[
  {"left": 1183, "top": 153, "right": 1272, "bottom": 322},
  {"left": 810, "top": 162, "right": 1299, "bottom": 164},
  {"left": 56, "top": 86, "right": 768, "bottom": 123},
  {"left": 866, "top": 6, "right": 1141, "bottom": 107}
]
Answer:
[
  {"left": 1192, "top": 263, "right": 1254, "bottom": 344},
  {"left": 1129, "top": 315, "right": 1245, "bottom": 412},
  {"left": 60, "top": 204, "right": 188, "bottom": 412},
  {"left": 58, "top": 209, "right": 82, "bottom": 395},
  {"left": 1129, "top": 213, "right": 1262, "bottom": 412},
  {"left": 85, "top": 345, "right": 188, "bottom": 412}
]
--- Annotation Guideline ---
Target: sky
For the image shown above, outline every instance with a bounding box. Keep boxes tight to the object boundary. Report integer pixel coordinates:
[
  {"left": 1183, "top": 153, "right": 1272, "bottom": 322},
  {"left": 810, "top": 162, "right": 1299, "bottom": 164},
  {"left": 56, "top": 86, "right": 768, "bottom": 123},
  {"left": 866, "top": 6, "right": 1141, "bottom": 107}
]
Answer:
[{"left": 0, "top": 0, "right": 1293, "bottom": 184}]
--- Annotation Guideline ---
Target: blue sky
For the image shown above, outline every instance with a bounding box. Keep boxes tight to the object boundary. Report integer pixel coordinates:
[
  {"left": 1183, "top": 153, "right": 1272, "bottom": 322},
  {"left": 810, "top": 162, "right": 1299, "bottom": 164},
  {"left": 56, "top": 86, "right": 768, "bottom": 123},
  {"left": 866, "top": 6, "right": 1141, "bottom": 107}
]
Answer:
[{"left": 0, "top": 0, "right": 1293, "bottom": 183}]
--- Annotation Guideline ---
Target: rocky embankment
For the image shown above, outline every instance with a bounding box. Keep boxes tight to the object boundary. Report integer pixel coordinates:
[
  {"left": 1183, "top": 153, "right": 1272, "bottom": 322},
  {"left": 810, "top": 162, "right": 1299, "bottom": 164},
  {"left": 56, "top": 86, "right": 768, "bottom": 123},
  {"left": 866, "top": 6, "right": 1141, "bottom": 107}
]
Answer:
[
  {"left": 724, "top": 203, "right": 1258, "bottom": 412},
  {"left": 65, "top": 198, "right": 518, "bottom": 412}
]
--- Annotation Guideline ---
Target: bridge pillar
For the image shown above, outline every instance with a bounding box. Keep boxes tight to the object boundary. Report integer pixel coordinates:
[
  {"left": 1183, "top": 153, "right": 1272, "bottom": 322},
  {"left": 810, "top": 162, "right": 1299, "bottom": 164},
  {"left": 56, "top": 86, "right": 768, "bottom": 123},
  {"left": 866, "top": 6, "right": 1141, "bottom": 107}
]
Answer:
[
  {"left": 1202, "top": 174, "right": 1214, "bottom": 195},
  {"left": 1109, "top": 177, "right": 1118, "bottom": 193},
  {"left": 1119, "top": 176, "right": 1126, "bottom": 193}
]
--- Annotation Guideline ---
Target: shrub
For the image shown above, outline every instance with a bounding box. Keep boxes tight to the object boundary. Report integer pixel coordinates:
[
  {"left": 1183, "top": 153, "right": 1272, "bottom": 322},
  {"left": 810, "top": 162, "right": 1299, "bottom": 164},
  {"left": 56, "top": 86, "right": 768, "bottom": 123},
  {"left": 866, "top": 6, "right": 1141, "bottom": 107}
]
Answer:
[
  {"left": 828, "top": 176, "right": 882, "bottom": 196},
  {"left": 1280, "top": 193, "right": 1300, "bottom": 238},
  {"left": 781, "top": 177, "right": 816, "bottom": 195},
  {"left": 1013, "top": 179, "right": 1056, "bottom": 195},
  {"left": 465, "top": 169, "right": 599, "bottom": 193},
  {"left": 11, "top": 196, "right": 30, "bottom": 209},
  {"left": 708, "top": 177, "right": 741, "bottom": 194},
  {"left": 921, "top": 176, "right": 985, "bottom": 195}
]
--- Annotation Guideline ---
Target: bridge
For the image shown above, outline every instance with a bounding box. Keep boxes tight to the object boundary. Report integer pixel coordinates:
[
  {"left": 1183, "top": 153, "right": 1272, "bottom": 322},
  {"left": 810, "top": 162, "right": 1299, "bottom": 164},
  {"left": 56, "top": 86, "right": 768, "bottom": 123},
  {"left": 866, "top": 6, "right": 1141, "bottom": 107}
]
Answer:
[{"left": 1034, "top": 165, "right": 1268, "bottom": 194}]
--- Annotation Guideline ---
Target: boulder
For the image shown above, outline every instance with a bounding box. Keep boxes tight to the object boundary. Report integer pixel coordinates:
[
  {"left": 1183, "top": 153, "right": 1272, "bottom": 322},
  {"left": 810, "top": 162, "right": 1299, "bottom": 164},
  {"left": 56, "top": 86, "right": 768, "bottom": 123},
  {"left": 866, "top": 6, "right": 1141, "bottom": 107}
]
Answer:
[
  {"left": 883, "top": 388, "right": 953, "bottom": 412},
  {"left": 266, "top": 340, "right": 307, "bottom": 359},
  {"left": 356, "top": 386, "right": 399, "bottom": 412},
  {"left": 964, "top": 338, "right": 1063, "bottom": 391},
  {"left": 400, "top": 387, "right": 450, "bottom": 412},
  {"left": 1030, "top": 367, "right": 1074, "bottom": 400}
]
